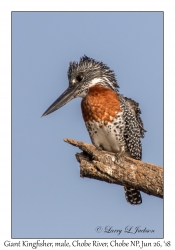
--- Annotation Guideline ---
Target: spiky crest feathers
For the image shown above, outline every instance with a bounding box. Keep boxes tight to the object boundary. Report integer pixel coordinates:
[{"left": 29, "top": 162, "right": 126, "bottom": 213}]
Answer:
[{"left": 67, "top": 55, "right": 119, "bottom": 91}]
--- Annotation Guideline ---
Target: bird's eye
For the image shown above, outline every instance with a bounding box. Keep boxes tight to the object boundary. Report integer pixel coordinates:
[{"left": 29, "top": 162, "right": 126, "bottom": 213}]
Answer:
[{"left": 76, "top": 74, "right": 83, "bottom": 82}]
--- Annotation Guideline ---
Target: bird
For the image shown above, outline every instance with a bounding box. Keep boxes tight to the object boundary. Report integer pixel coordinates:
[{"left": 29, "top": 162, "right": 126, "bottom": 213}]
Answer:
[{"left": 42, "top": 55, "right": 146, "bottom": 205}]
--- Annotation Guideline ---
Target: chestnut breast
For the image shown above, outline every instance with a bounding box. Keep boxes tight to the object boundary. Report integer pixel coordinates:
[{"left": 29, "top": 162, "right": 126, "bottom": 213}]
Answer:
[{"left": 81, "top": 84, "right": 121, "bottom": 123}]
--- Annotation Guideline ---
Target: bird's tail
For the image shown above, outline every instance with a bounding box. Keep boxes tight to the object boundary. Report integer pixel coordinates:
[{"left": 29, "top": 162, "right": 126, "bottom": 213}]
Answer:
[{"left": 124, "top": 186, "right": 142, "bottom": 205}]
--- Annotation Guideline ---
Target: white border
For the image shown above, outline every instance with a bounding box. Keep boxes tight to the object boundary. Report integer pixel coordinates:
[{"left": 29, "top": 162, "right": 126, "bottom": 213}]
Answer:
[{"left": 0, "top": 1, "right": 174, "bottom": 249}]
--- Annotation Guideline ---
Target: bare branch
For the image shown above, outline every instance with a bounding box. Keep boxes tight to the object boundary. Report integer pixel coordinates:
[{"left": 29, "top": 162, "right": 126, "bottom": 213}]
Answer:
[{"left": 64, "top": 138, "right": 163, "bottom": 199}]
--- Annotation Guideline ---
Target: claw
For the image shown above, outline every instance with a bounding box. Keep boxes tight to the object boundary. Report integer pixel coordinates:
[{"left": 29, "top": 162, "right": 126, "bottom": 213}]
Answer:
[
  {"left": 114, "top": 151, "right": 124, "bottom": 164},
  {"left": 96, "top": 146, "right": 103, "bottom": 151}
]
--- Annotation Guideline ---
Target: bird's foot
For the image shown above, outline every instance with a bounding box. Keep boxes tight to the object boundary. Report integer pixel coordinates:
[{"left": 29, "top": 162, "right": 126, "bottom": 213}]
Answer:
[
  {"left": 96, "top": 146, "right": 103, "bottom": 151},
  {"left": 114, "top": 151, "right": 124, "bottom": 164}
]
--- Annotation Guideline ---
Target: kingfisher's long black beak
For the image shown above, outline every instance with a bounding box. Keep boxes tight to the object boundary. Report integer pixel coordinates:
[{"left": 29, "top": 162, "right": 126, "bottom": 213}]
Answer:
[{"left": 42, "top": 86, "right": 77, "bottom": 117}]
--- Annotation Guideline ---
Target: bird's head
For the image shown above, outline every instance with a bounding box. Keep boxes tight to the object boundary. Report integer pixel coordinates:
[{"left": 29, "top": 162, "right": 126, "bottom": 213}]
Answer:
[{"left": 42, "top": 55, "right": 119, "bottom": 117}]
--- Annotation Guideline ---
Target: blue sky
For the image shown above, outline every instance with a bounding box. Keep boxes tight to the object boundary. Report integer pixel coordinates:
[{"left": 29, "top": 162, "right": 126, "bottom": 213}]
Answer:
[{"left": 12, "top": 12, "right": 163, "bottom": 238}]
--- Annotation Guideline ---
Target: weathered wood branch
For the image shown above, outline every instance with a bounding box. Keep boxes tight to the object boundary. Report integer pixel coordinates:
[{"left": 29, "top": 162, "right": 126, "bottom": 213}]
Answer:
[{"left": 64, "top": 138, "right": 163, "bottom": 199}]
